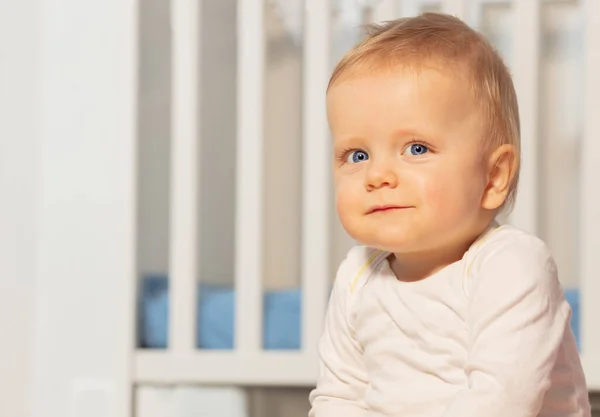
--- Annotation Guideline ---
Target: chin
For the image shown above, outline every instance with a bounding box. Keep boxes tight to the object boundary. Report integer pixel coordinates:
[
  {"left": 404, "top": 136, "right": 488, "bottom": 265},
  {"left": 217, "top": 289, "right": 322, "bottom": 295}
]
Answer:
[
  {"left": 345, "top": 223, "right": 417, "bottom": 252},
  {"left": 361, "top": 236, "right": 414, "bottom": 253}
]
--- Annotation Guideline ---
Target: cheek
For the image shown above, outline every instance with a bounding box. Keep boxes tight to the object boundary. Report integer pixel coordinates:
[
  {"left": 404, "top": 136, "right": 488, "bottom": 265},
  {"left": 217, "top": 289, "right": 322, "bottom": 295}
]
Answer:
[
  {"left": 413, "top": 165, "right": 485, "bottom": 214},
  {"left": 336, "top": 181, "right": 358, "bottom": 216},
  {"left": 335, "top": 172, "right": 361, "bottom": 201},
  {"left": 335, "top": 175, "right": 363, "bottom": 225}
]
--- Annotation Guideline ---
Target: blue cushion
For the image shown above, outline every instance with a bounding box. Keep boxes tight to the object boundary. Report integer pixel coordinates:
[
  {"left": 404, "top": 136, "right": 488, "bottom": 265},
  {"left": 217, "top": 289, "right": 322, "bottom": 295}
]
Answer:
[{"left": 139, "top": 276, "right": 302, "bottom": 350}]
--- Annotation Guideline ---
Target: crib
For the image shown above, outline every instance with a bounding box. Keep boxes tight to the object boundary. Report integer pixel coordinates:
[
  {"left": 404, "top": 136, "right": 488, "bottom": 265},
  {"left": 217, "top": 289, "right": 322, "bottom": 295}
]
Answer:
[{"left": 32, "top": 0, "right": 600, "bottom": 416}]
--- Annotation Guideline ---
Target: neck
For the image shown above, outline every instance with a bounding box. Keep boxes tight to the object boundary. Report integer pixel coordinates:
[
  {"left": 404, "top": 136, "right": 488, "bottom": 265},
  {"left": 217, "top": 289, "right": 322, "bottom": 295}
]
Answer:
[{"left": 389, "top": 220, "right": 496, "bottom": 282}]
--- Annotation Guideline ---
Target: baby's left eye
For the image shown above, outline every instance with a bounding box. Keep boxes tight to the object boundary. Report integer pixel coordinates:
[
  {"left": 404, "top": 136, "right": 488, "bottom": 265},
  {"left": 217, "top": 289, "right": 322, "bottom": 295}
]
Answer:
[{"left": 403, "top": 143, "right": 429, "bottom": 156}]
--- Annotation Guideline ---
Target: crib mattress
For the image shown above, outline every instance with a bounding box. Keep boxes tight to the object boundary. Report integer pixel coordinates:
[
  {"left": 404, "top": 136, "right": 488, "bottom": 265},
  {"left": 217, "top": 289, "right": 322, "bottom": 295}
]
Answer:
[{"left": 138, "top": 275, "right": 581, "bottom": 351}]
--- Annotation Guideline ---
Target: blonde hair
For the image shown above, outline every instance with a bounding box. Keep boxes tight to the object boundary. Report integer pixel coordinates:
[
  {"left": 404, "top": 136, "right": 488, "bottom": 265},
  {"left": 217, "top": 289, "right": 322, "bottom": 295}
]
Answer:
[{"left": 328, "top": 13, "right": 521, "bottom": 210}]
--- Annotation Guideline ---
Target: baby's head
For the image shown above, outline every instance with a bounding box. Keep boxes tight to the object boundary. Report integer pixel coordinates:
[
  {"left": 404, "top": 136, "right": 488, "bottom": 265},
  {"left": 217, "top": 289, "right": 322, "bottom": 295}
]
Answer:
[{"left": 328, "top": 13, "right": 520, "bottom": 257}]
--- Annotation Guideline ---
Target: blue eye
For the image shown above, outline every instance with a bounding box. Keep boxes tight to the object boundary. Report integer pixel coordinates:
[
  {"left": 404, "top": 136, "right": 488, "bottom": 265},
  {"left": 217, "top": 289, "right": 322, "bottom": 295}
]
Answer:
[
  {"left": 347, "top": 150, "right": 369, "bottom": 163},
  {"left": 403, "top": 143, "right": 429, "bottom": 156}
]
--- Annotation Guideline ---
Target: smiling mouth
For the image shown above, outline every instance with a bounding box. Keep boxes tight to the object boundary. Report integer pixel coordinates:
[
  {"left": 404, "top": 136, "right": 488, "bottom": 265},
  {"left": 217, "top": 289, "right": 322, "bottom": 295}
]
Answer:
[{"left": 367, "top": 205, "right": 412, "bottom": 214}]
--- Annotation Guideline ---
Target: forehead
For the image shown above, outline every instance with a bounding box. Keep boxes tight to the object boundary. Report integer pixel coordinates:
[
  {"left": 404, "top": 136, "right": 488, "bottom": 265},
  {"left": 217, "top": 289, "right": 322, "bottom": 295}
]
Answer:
[{"left": 326, "top": 65, "right": 484, "bottom": 142}]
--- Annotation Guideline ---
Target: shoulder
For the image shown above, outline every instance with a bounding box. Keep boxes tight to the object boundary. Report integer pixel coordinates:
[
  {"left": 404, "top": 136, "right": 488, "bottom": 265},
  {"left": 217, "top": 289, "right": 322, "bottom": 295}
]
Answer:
[
  {"left": 466, "top": 224, "right": 559, "bottom": 294},
  {"left": 474, "top": 224, "right": 555, "bottom": 271},
  {"left": 333, "top": 245, "right": 387, "bottom": 294}
]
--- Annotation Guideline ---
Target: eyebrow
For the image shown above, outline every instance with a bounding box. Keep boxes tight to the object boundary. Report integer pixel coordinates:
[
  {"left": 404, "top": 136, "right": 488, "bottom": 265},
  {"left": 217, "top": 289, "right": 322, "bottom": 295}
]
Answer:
[
  {"left": 333, "top": 127, "right": 437, "bottom": 144},
  {"left": 391, "top": 127, "right": 437, "bottom": 139}
]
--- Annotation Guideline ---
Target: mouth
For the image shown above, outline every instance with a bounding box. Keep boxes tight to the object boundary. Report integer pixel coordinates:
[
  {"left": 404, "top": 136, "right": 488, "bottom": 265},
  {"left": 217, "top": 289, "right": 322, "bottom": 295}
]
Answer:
[{"left": 367, "top": 205, "right": 412, "bottom": 214}]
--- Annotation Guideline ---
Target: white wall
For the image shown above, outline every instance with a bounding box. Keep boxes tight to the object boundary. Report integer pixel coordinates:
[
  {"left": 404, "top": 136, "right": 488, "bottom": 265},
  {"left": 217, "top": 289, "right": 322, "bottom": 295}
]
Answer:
[{"left": 0, "top": 2, "right": 38, "bottom": 416}]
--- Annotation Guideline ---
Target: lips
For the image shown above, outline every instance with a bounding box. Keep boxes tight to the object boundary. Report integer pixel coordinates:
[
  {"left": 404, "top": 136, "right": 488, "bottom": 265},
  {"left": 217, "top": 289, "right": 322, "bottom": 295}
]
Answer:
[{"left": 367, "top": 205, "right": 411, "bottom": 214}]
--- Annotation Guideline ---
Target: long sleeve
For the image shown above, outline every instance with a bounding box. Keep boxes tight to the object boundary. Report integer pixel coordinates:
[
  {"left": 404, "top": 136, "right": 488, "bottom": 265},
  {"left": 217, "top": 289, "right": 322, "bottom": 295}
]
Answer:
[
  {"left": 442, "top": 235, "right": 572, "bottom": 417},
  {"left": 309, "top": 249, "right": 370, "bottom": 417}
]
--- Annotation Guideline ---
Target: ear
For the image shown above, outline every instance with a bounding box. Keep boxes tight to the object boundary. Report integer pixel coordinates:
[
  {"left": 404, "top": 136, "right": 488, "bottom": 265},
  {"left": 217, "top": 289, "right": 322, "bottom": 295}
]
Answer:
[{"left": 481, "top": 144, "right": 518, "bottom": 210}]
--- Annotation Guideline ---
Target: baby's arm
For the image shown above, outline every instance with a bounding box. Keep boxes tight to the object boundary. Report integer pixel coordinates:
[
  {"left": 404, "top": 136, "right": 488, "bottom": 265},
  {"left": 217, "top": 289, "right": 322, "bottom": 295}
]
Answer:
[
  {"left": 442, "top": 236, "right": 572, "bottom": 417},
  {"left": 309, "top": 250, "right": 370, "bottom": 417}
]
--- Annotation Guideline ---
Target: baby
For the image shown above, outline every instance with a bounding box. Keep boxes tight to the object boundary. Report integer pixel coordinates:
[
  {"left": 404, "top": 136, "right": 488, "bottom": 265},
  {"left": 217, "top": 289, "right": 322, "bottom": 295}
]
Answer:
[{"left": 309, "top": 13, "right": 590, "bottom": 417}]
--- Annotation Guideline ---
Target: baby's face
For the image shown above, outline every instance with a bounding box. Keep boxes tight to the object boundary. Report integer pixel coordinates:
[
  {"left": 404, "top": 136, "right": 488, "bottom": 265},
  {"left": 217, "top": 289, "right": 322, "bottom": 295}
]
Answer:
[{"left": 328, "top": 66, "right": 491, "bottom": 254}]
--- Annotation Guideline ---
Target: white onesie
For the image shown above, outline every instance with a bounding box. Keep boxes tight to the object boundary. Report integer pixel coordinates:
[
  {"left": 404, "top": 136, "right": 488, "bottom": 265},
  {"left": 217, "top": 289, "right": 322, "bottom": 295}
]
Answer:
[{"left": 309, "top": 224, "right": 590, "bottom": 417}]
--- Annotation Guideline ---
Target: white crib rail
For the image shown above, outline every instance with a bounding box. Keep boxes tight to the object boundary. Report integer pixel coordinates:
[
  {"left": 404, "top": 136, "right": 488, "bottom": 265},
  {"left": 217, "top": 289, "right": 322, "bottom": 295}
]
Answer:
[
  {"left": 509, "top": 0, "right": 541, "bottom": 235},
  {"left": 302, "top": 0, "right": 333, "bottom": 354},
  {"left": 235, "top": 0, "right": 265, "bottom": 355},
  {"left": 169, "top": 0, "right": 200, "bottom": 354},
  {"left": 580, "top": 0, "right": 600, "bottom": 389},
  {"left": 136, "top": 0, "right": 323, "bottom": 386},
  {"left": 33, "top": 1, "right": 139, "bottom": 415}
]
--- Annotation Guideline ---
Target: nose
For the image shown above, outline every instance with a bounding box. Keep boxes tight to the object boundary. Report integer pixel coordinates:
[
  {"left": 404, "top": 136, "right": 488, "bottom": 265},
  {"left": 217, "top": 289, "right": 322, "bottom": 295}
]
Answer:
[{"left": 365, "top": 159, "right": 398, "bottom": 191}]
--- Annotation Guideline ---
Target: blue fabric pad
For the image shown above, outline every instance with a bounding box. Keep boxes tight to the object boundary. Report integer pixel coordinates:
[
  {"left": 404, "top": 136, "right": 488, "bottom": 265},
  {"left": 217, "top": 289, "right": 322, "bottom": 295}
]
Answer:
[{"left": 139, "top": 275, "right": 301, "bottom": 350}]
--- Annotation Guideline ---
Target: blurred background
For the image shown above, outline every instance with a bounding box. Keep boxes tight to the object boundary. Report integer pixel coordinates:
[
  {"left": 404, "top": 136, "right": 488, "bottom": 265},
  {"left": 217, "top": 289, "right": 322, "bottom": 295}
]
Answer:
[{"left": 1, "top": 0, "right": 599, "bottom": 416}]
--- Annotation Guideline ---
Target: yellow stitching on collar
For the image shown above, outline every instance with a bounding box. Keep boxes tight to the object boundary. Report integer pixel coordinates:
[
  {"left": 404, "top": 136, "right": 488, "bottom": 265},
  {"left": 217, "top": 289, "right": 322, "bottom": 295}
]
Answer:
[
  {"left": 464, "top": 224, "right": 505, "bottom": 280},
  {"left": 350, "top": 250, "right": 383, "bottom": 293}
]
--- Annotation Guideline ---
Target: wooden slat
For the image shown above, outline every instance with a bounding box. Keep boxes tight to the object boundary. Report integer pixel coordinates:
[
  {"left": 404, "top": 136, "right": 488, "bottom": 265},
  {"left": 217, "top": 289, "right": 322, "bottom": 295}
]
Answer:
[
  {"left": 302, "top": 0, "right": 332, "bottom": 354},
  {"left": 169, "top": 0, "right": 200, "bottom": 353},
  {"left": 235, "top": 0, "right": 264, "bottom": 353},
  {"left": 509, "top": 0, "right": 540, "bottom": 235}
]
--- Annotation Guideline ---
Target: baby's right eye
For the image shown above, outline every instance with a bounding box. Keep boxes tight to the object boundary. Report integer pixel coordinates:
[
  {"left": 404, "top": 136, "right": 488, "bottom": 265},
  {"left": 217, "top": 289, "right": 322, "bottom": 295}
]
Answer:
[{"left": 347, "top": 150, "right": 369, "bottom": 163}]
